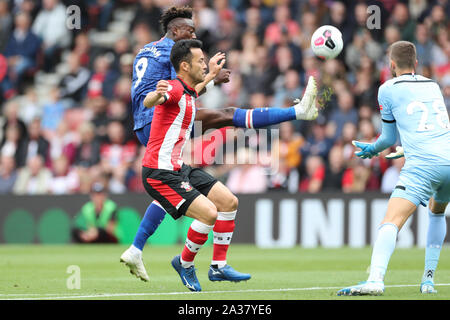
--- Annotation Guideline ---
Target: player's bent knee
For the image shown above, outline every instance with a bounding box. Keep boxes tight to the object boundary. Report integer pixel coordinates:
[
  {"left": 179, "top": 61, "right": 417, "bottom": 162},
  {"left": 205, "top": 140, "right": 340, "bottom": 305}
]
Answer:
[
  {"left": 227, "top": 194, "right": 239, "bottom": 212},
  {"left": 204, "top": 205, "right": 218, "bottom": 225},
  {"left": 217, "top": 193, "right": 238, "bottom": 212}
]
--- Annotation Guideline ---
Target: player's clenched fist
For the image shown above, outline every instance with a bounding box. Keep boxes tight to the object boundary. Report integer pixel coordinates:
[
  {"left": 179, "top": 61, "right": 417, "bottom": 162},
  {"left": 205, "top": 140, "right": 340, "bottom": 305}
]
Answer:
[
  {"left": 156, "top": 80, "right": 169, "bottom": 97},
  {"left": 144, "top": 80, "right": 170, "bottom": 108}
]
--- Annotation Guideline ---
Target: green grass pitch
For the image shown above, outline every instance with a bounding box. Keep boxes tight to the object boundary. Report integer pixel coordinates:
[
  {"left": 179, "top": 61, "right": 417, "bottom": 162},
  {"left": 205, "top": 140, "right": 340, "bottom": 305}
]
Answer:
[{"left": 1, "top": 244, "right": 450, "bottom": 300}]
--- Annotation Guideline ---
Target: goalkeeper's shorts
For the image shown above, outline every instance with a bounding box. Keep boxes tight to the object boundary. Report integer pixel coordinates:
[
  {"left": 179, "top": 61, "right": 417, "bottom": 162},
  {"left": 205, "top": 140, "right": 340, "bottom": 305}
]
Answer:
[{"left": 391, "top": 164, "right": 450, "bottom": 206}]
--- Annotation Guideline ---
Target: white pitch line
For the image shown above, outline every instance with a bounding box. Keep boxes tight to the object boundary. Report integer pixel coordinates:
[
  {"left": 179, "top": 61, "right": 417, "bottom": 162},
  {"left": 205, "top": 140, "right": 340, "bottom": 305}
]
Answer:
[{"left": 3, "top": 283, "right": 450, "bottom": 300}]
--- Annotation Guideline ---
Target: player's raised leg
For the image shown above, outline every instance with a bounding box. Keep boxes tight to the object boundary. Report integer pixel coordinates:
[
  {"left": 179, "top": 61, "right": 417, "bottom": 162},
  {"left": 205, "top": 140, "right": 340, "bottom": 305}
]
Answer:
[
  {"left": 337, "top": 197, "right": 417, "bottom": 296},
  {"left": 172, "top": 194, "right": 217, "bottom": 292},
  {"left": 421, "top": 196, "right": 448, "bottom": 294},
  {"left": 205, "top": 182, "right": 251, "bottom": 282},
  {"left": 230, "top": 76, "right": 318, "bottom": 130}
]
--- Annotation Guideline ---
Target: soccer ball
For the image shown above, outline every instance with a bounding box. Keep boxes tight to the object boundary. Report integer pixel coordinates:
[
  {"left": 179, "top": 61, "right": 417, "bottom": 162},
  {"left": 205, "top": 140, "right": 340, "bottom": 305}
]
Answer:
[{"left": 310, "top": 25, "right": 343, "bottom": 60}]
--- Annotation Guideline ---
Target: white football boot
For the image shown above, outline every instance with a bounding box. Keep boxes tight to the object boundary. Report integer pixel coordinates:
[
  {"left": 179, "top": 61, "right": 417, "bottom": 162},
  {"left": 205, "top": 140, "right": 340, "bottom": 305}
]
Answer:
[
  {"left": 337, "top": 281, "right": 385, "bottom": 296},
  {"left": 293, "top": 76, "right": 318, "bottom": 121},
  {"left": 120, "top": 245, "right": 149, "bottom": 282}
]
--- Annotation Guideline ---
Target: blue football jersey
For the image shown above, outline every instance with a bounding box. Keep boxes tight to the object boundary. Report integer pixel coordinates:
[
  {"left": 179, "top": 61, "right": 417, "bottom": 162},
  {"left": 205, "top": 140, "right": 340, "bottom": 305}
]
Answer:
[
  {"left": 131, "top": 37, "right": 177, "bottom": 130},
  {"left": 378, "top": 74, "right": 450, "bottom": 166}
]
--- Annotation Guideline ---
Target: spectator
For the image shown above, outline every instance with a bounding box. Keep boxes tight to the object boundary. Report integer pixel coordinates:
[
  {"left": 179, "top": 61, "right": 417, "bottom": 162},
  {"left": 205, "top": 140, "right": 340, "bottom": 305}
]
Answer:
[
  {"left": 72, "top": 32, "right": 91, "bottom": 68},
  {"left": 414, "top": 23, "right": 434, "bottom": 71},
  {"left": 100, "top": 120, "right": 137, "bottom": 173},
  {"left": 32, "top": 0, "right": 71, "bottom": 72},
  {"left": 242, "top": 45, "right": 277, "bottom": 96},
  {"left": 226, "top": 148, "right": 268, "bottom": 194},
  {"left": 0, "top": 0, "right": 12, "bottom": 53},
  {"left": 107, "top": 99, "right": 134, "bottom": 141},
  {"left": 273, "top": 69, "right": 303, "bottom": 109},
  {"left": 430, "top": 26, "right": 450, "bottom": 80},
  {"left": 271, "top": 46, "right": 295, "bottom": 78},
  {"left": 48, "top": 155, "right": 79, "bottom": 194},
  {"left": 268, "top": 25, "right": 303, "bottom": 72},
  {"left": 0, "top": 154, "right": 18, "bottom": 194},
  {"left": 24, "top": 118, "right": 50, "bottom": 166},
  {"left": 297, "top": 11, "right": 318, "bottom": 50},
  {"left": 390, "top": 3, "right": 416, "bottom": 42},
  {"left": 345, "top": 31, "right": 383, "bottom": 73},
  {"left": 325, "top": 1, "right": 353, "bottom": 46},
  {"left": 193, "top": 0, "right": 218, "bottom": 34},
  {"left": 0, "top": 122, "right": 27, "bottom": 168},
  {"left": 2, "top": 100, "right": 28, "bottom": 146},
  {"left": 58, "top": 53, "right": 91, "bottom": 106},
  {"left": 18, "top": 87, "right": 41, "bottom": 125},
  {"left": 13, "top": 154, "right": 52, "bottom": 194},
  {"left": 47, "top": 121, "right": 77, "bottom": 165},
  {"left": 214, "top": 8, "right": 241, "bottom": 53},
  {"left": 342, "top": 158, "right": 371, "bottom": 193},
  {"left": 87, "top": 96, "right": 109, "bottom": 139},
  {"left": 74, "top": 121, "right": 101, "bottom": 168},
  {"left": 4, "top": 11, "right": 41, "bottom": 91},
  {"left": 0, "top": 53, "right": 16, "bottom": 102},
  {"left": 270, "top": 121, "right": 304, "bottom": 191},
  {"left": 41, "top": 87, "right": 67, "bottom": 134},
  {"left": 381, "top": 157, "right": 405, "bottom": 194},
  {"left": 264, "top": 5, "right": 300, "bottom": 47},
  {"left": 130, "top": 0, "right": 163, "bottom": 36},
  {"left": 352, "top": 2, "right": 383, "bottom": 41},
  {"left": 242, "top": 6, "right": 265, "bottom": 43},
  {"left": 340, "top": 121, "right": 358, "bottom": 160},
  {"left": 126, "top": 146, "right": 146, "bottom": 193},
  {"left": 301, "top": 119, "right": 334, "bottom": 161},
  {"left": 328, "top": 91, "right": 359, "bottom": 140},
  {"left": 88, "top": 0, "right": 114, "bottom": 31},
  {"left": 87, "top": 54, "right": 119, "bottom": 100},
  {"left": 322, "top": 144, "right": 346, "bottom": 191},
  {"left": 72, "top": 182, "right": 118, "bottom": 243},
  {"left": 109, "top": 37, "right": 132, "bottom": 74},
  {"left": 442, "top": 74, "right": 450, "bottom": 112},
  {"left": 299, "top": 155, "right": 325, "bottom": 193},
  {"left": 383, "top": 24, "right": 402, "bottom": 50}
]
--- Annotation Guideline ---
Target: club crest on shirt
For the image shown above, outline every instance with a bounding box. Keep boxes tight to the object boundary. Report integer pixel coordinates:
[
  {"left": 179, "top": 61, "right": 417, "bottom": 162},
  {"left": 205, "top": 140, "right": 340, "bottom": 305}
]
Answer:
[
  {"left": 379, "top": 104, "right": 383, "bottom": 111},
  {"left": 181, "top": 181, "right": 193, "bottom": 192}
]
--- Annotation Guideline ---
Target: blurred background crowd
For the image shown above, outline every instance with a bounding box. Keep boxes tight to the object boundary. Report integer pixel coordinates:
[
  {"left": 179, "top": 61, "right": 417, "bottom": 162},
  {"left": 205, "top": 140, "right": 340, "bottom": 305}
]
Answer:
[{"left": 0, "top": 0, "right": 448, "bottom": 196}]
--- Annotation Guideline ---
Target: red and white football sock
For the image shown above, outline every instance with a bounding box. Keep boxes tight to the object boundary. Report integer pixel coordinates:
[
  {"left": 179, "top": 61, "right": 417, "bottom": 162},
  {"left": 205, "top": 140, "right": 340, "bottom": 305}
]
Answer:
[
  {"left": 211, "top": 210, "right": 236, "bottom": 268},
  {"left": 180, "top": 219, "right": 214, "bottom": 268}
]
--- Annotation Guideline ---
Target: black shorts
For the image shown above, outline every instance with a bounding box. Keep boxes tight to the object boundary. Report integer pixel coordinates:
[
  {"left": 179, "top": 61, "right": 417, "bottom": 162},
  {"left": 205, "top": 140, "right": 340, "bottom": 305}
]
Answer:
[{"left": 142, "top": 164, "right": 218, "bottom": 219}]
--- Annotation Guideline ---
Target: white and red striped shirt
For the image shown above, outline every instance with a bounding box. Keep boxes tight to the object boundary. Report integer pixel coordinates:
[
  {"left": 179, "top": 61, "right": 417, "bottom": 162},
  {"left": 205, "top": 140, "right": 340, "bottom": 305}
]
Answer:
[{"left": 142, "top": 78, "right": 197, "bottom": 171}]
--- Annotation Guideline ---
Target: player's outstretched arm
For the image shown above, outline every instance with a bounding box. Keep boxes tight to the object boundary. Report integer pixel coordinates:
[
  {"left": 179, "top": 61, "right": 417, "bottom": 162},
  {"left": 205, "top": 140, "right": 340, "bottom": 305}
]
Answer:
[
  {"left": 143, "top": 80, "right": 169, "bottom": 108},
  {"left": 353, "top": 121, "right": 398, "bottom": 159},
  {"left": 195, "top": 107, "right": 236, "bottom": 133}
]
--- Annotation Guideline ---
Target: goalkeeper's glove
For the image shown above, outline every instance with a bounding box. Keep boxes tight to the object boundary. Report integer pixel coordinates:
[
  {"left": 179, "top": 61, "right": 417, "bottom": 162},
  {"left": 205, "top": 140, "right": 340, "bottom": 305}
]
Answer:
[
  {"left": 385, "top": 146, "right": 404, "bottom": 159},
  {"left": 352, "top": 140, "right": 379, "bottom": 159}
]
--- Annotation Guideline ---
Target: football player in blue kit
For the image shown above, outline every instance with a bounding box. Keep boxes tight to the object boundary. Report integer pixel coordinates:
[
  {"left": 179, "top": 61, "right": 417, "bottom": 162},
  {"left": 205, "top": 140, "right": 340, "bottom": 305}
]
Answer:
[
  {"left": 121, "top": 6, "right": 319, "bottom": 284},
  {"left": 337, "top": 41, "right": 450, "bottom": 296}
]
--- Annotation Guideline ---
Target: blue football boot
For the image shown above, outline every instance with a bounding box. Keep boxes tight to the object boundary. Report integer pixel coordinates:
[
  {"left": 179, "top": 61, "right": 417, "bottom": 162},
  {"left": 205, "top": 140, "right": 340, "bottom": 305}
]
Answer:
[
  {"left": 208, "top": 265, "right": 251, "bottom": 282},
  {"left": 171, "top": 255, "right": 201, "bottom": 292}
]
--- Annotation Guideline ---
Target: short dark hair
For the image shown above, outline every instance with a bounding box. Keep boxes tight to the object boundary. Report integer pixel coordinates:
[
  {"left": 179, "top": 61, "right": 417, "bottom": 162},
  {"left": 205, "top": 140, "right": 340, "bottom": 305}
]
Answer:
[
  {"left": 160, "top": 6, "right": 193, "bottom": 34},
  {"left": 389, "top": 41, "right": 416, "bottom": 69},
  {"left": 170, "top": 39, "right": 203, "bottom": 72}
]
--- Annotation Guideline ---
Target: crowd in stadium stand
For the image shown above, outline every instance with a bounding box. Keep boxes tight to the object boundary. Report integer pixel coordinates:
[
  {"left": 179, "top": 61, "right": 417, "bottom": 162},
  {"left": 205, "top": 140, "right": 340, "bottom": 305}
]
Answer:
[{"left": 0, "top": 0, "right": 448, "bottom": 195}]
